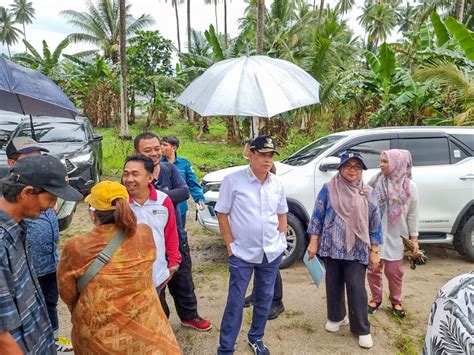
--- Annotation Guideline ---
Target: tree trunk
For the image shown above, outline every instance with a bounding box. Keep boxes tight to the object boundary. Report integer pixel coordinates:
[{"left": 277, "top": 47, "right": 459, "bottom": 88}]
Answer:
[
  {"left": 187, "top": 0, "right": 191, "bottom": 51},
  {"left": 23, "top": 22, "right": 27, "bottom": 53},
  {"left": 455, "top": 0, "right": 465, "bottom": 22},
  {"left": 318, "top": 0, "right": 324, "bottom": 27},
  {"left": 175, "top": 2, "right": 181, "bottom": 52},
  {"left": 119, "top": 0, "right": 130, "bottom": 138},
  {"left": 214, "top": 0, "right": 219, "bottom": 34},
  {"left": 128, "top": 92, "right": 136, "bottom": 124},
  {"left": 257, "top": 0, "right": 265, "bottom": 55},
  {"left": 224, "top": 0, "right": 228, "bottom": 49}
]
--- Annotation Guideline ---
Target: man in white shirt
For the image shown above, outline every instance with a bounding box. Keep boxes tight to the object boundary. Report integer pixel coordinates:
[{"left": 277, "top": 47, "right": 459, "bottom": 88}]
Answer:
[
  {"left": 215, "top": 135, "right": 288, "bottom": 355},
  {"left": 123, "top": 155, "right": 181, "bottom": 292}
]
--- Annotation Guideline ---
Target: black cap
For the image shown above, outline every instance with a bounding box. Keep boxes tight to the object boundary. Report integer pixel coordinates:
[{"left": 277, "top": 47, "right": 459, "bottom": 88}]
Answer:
[
  {"left": 249, "top": 135, "right": 279, "bottom": 155},
  {"left": 7, "top": 155, "right": 83, "bottom": 201},
  {"left": 6, "top": 137, "right": 49, "bottom": 159},
  {"left": 337, "top": 151, "right": 368, "bottom": 170}
]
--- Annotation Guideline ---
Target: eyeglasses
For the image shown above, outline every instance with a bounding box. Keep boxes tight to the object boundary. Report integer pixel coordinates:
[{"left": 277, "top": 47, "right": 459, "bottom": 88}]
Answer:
[{"left": 342, "top": 164, "right": 363, "bottom": 171}]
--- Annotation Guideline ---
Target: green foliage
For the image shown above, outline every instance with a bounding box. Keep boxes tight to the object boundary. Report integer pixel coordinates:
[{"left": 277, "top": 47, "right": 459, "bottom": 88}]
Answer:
[
  {"left": 60, "top": 0, "right": 154, "bottom": 63},
  {"left": 127, "top": 30, "right": 174, "bottom": 103},
  {"left": 12, "top": 38, "right": 70, "bottom": 77},
  {"left": 430, "top": 12, "right": 449, "bottom": 47},
  {"left": 444, "top": 16, "right": 474, "bottom": 61}
]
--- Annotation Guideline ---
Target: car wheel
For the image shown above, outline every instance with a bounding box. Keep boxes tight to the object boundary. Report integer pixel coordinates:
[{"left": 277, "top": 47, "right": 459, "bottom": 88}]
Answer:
[
  {"left": 458, "top": 216, "right": 474, "bottom": 262},
  {"left": 280, "top": 212, "right": 306, "bottom": 269},
  {"left": 58, "top": 212, "right": 74, "bottom": 231}
]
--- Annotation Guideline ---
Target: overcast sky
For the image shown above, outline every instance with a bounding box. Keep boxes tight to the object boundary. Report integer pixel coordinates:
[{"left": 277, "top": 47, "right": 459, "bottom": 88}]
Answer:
[{"left": 1, "top": 0, "right": 372, "bottom": 57}]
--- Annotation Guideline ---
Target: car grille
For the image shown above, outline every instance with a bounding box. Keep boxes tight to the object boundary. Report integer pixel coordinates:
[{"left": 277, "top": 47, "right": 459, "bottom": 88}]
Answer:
[
  {"left": 80, "top": 167, "right": 92, "bottom": 181},
  {"left": 64, "top": 159, "right": 77, "bottom": 174}
]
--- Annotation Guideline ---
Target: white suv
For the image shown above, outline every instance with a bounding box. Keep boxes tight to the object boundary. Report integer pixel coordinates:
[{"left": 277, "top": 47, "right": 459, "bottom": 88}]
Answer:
[{"left": 198, "top": 127, "right": 474, "bottom": 268}]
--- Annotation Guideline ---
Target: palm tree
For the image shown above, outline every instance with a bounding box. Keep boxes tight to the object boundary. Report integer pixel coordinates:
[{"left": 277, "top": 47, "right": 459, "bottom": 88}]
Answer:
[
  {"left": 0, "top": 6, "right": 22, "bottom": 58},
  {"left": 336, "top": 0, "right": 355, "bottom": 15},
  {"left": 60, "top": 0, "right": 154, "bottom": 63},
  {"left": 204, "top": 0, "right": 220, "bottom": 35},
  {"left": 119, "top": 0, "right": 129, "bottom": 138},
  {"left": 224, "top": 0, "right": 228, "bottom": 49},
  {"left": 9, "top": 0, "right": 35, "bottom": 52},
  {"left": 415, "top": 62, "right": 473, "bottom": 125},
  {"left": 358, "top": 0, "right": 398, "bottom": 49},
  {"left": 257, "top": 0, "right": 265, "bottom": 54},
  {"left": 171, "top": 0, "right": 182, "bottom": 52},
  {"left": 187, "top": 0, "right": 191, "bottom": 51},
  {"left": 13, "top": 38, "right": 70, "bottom": 77},
  {"left": 397, "top": 2, "right": 416, "bottom": 33}
]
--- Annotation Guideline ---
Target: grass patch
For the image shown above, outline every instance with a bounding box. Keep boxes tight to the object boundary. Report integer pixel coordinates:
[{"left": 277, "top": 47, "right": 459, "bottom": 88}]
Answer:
[
  {"left": 98, "top": 115, "right": 329, "bottom": 180},
  {"left": 280, "top": 320, "right": 316, "bottom": 333},
  {"left": 98, "top": 118, "right": 246, "bottom": 179},
  {"left": 394, "top": 333, "right": 418, "bottom": 355}
]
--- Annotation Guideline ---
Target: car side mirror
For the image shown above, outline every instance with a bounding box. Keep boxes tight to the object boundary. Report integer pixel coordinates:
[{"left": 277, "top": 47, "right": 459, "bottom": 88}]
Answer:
[
  {"left": 92, "top": 134, "right": 103, "bottom": 141},
  {"left": 319, "top": 156, "right": 340, "bottom": 171}
]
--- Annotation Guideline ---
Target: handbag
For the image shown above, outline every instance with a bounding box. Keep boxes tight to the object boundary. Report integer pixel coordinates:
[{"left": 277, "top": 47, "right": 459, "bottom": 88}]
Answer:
[{"left": 77, "top": 229, "right": 126, "bottom": 293}]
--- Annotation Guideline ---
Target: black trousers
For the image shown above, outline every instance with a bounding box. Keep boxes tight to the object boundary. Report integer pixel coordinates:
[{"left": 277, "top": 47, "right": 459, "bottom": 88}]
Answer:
[
  {"left": 324, "top": 257, "right": 370, "bottom": 336},
  {"left": 248, "top": 270, "right": 283, "bottom": 306},
  {"left": 159, "top": 240, "right": 199, "bottom": 321},
  {"left": 38, "top": 271, "right": 59, "bottom": 333}
]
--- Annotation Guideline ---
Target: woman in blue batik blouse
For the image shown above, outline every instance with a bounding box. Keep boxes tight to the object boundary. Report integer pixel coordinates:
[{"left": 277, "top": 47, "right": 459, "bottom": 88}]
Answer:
[{"left": 306, "top": 151, "right": 382, "bottom": 349}]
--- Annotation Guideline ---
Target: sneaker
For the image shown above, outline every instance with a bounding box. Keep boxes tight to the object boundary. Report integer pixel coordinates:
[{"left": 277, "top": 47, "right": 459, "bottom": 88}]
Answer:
[
  {"left": 55, "top": 337, "right": 73, "bottom": 352},
  {"left": 181, "top": 317, "right": 213, "bottom": 331},
  {"left": 325, "top": 315, "right": 349, "bottom": 332},
  {"left": 244, "top": 294, "right": 254, "bottom": 308},
  {"left": 359, "top": 334, "right": 373, "bottom": 348},
  {"left": 268, "top": 303, "right": 285, "bottom": 320},
  {"left": 248, "top": 339, "right": 270, "bottom": 355}
]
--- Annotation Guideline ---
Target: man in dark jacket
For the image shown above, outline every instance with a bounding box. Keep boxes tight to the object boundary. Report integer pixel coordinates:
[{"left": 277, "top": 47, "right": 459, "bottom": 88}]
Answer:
[{"left": 134, "top": 132, "right": 212, "bottom": 331}]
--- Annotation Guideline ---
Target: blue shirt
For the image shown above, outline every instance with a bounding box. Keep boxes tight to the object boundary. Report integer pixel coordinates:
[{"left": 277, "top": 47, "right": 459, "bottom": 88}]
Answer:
[
  {"left": 152, "top": 162, "right": 189, "bottom": 242},
  {"left": 307, "top": 184, "right": 382, "bottom": 266},
  {"left": 25, "top": 208, "right": 60, "bottom": 277},
  {"left": 215, "top": 166, "right": 288, "bottom": 263},
  {"left": 162, "top": 155, "right": 205, "bottom": 216},
  {"left": 0, "top": 209, "right": 55, "bottom": 354}
]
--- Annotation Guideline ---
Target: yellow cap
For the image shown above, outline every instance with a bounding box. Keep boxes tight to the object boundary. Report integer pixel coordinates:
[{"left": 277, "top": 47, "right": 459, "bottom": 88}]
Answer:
[{"left": 84, "top": 181, "right": 129, "bottom": 211}]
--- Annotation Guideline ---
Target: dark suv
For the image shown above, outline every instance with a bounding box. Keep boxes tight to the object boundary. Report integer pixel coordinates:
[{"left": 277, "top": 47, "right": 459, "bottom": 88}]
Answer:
[{"left": 5, "top": 116, "right": 103, "bottom": 195}]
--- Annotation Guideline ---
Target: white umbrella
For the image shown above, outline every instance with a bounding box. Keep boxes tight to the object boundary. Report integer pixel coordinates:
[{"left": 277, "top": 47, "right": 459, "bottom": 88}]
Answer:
[{"left": 176, "top": 56, "right": 320, "bottom": 119}]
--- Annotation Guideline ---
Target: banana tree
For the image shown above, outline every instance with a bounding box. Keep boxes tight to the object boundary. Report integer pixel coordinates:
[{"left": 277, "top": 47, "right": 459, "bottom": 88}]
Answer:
[{"left": 12, "top": 38, "right": 69, "bottom": 78}]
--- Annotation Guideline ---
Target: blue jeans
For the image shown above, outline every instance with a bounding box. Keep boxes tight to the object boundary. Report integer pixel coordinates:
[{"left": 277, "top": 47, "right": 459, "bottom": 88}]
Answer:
[{"left": 218, "top": 253, "right": 282, "bottom": 354}]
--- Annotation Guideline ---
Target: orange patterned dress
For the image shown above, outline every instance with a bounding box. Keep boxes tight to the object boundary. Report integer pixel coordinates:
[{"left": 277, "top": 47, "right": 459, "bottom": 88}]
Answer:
[{"left": 57, "top": 223, "right": 180, "bottom": 355}]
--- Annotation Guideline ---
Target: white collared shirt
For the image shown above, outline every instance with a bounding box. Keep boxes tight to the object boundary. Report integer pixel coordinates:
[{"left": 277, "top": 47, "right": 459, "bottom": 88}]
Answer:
[{"left": 215, "top": 166, "right": 288, "bottom": 263}]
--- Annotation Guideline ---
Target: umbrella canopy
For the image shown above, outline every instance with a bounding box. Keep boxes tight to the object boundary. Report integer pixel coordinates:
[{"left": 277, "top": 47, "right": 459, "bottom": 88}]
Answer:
[
  {"left": 176, "top": 55, "right": 320, "bottom": 118},
  {"left": 0, "top": 57, "right": 77, "bottom": 118}
]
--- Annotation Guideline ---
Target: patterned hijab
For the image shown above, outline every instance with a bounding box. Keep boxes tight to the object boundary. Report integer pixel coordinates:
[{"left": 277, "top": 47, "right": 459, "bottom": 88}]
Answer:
[
  {"left": 369, "top": 149, "right": 412, "bottom": 226},
  {"left": 328, "top": 168, "right": 374, "bottom": 251}
]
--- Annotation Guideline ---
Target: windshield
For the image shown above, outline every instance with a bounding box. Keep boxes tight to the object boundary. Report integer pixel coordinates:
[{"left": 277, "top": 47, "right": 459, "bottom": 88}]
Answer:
[
  {"left": 281, "top": 135, "right": 345, "bottom": 166},
  {"left": 15, "top": 122, "right": 86, "bottom": 143}
]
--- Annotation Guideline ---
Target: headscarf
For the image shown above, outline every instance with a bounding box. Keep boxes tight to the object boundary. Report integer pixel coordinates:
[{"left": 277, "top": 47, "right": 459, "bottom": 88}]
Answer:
[
  {"left": 369, "top": 149, "right": 412, "bottom": 226},
  {"left": 328, "top": 166, "right": 374, "bottom": 251}
]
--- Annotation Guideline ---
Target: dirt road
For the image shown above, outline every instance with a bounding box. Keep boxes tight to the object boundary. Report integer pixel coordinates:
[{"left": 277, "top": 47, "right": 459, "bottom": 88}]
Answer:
[{"left": 57, "top": 202, "right": 473, "bottom": 354}]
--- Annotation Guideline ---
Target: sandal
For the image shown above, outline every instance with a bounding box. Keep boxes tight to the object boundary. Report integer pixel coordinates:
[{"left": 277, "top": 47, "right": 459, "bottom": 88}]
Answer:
[
  {"left": 392, "top": 304, "right": 406, "bottom": 318},
  {"left": 368, "top": 301, "right": 381, "bottom": 314}
]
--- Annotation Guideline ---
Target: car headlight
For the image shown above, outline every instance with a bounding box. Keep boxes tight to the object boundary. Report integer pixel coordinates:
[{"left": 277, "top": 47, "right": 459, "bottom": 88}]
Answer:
[
  {"left": 202, "top": 182, "right": 221, "bottom": 194},
  {"left": 69, "top": 152, "right": 93, "bottom": 164}
]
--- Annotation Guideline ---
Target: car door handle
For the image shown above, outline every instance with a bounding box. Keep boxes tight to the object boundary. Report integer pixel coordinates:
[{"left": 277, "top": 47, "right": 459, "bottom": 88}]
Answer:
[{"left": 459, "top": 174, "right": 474, "bottom": 180}]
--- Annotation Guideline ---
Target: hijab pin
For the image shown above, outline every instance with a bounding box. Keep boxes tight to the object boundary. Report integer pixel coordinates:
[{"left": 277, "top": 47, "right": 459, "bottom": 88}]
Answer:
[{"left": 359, "top": 190, "right": 365, "bottom": 196}]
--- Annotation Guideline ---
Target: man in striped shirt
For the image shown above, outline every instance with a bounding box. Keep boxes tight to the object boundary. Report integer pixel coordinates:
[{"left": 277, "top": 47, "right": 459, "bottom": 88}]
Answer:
[{"left": 0, "top": 155, "right": 82, "bottom": 354}]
